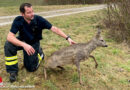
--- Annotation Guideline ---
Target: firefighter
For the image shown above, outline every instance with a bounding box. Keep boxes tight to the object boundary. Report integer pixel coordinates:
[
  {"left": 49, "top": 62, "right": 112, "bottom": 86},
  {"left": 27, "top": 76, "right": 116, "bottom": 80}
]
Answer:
[{"left": 4, "top": 3, "right": 75, "bottom": 83}]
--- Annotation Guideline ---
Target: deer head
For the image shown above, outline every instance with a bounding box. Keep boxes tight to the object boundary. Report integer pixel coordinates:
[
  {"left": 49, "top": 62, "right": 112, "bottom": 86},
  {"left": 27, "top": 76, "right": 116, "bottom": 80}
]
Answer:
[{"left": 94, "top": 27, "right": 108, "bottom": 47}]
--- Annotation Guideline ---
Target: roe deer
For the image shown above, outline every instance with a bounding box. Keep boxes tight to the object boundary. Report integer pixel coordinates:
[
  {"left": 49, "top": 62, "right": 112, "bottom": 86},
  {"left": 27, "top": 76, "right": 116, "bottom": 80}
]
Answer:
[{"left": 44, "top": 27, "right": 108, "bottom": 85}]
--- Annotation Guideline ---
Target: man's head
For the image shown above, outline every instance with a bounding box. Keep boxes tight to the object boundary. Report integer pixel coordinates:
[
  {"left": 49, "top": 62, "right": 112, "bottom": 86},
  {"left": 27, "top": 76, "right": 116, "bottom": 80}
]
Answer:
[{"left": 20, "top": 3, "right": 34, "bottom": 21}]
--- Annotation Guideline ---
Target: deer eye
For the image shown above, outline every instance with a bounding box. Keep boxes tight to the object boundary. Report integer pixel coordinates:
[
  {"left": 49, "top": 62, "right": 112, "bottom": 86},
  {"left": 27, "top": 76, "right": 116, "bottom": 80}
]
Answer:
[{"left": 100, "top": 40, "right": 104, "bottom": 42}]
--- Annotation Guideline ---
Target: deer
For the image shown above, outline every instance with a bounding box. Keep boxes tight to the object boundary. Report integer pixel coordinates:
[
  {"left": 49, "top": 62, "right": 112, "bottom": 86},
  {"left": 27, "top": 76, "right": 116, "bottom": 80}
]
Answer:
[{"left": 43, "top": 27, "right": 108, "bottom": 85}]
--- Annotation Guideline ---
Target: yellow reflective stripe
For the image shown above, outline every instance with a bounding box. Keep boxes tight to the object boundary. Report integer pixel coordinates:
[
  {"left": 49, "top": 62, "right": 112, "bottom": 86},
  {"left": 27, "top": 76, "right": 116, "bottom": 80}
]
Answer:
[
  {"left": 5, "top": 60, "right": 18, "bottom": 65},
  {"left": 5, "top": 56, "right": 17, "bottom": 61},
  {"left": 38, "top": 53, "right": 42, "bottom": 64}
]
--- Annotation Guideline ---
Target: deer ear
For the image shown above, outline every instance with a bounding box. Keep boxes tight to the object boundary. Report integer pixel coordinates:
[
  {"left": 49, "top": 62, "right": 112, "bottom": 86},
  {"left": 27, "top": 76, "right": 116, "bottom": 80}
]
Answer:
[{"left": 96, "top": 27, "right": 101, "bottom": 38}]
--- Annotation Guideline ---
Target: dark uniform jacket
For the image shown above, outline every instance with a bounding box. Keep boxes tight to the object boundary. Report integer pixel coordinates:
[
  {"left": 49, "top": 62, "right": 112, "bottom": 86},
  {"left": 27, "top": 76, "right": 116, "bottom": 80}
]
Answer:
[{"left": 10, "top": 15, "right": 52, "bottom": 44}]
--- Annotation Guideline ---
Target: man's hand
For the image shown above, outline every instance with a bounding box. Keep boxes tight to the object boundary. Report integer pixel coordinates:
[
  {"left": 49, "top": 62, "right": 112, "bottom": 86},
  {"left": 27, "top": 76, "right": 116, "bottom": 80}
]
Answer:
[
  {"left": 22, "top": 43, "right": 35, "bottom": 56},
  {"left": 67, "top": 38, "right": 76, "bottom": 45},
  {"left": 7, "top": 32, "right": 35, "bottom": 56}
]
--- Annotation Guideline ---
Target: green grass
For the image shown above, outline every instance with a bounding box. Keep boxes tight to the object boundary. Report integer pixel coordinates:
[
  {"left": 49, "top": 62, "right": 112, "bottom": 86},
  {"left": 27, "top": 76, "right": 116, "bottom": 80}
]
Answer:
[
  {"left": 43, "top": 80, "right": 58, "bottom": 90},
  {"left": 0, "top": 0, "right": 25, "bottom": 7},
  {"left": 0, "top": 0, "right": 44, "bottom": 7},
  {"left": 0, "top": 7, "right": 130, "bottom": 90}
]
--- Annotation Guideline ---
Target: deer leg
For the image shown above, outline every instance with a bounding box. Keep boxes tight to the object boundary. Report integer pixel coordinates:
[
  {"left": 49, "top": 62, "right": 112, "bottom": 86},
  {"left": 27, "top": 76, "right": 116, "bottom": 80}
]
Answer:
[
  {"left": 75, "top": 60, "right": 83, "bottom": 85},
  {"left": 21, "top": 65, "right": 25, "bottom": 70},
  {"left": 89, "top": 55, "right": 98, "bottom": 68},
  {"left": 44, "top": 67, "right": 47, "bottom": 80}
]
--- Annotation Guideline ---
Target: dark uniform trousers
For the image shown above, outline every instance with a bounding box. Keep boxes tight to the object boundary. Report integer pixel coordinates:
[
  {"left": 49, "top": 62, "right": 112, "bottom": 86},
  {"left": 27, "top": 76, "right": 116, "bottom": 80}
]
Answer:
[{"left": 4, "top": 40, "right": 43, "bottom": 73}]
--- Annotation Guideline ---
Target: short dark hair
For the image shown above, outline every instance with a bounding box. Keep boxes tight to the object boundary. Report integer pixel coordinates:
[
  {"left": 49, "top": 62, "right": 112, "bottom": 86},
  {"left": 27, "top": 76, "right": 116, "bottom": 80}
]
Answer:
[{"left": 19, "top": 3, "right": 32, "bottom": 13}]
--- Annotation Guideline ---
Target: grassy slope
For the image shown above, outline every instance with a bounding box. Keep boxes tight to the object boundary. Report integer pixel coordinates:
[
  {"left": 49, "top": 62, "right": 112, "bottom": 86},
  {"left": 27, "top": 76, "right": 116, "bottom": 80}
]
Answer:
[{"left": 0, "top": 8, "right": 130, "bottom": 89}]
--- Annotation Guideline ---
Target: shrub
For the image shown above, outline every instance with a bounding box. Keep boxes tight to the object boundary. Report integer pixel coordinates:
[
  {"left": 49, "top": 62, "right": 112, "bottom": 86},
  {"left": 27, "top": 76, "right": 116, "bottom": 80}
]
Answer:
[{"left": 104, "top": 0, "right": 130, "bottom": 43}]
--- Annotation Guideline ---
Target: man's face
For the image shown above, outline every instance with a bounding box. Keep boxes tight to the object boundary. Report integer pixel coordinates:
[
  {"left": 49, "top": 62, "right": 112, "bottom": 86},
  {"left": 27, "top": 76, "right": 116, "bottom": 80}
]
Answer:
[{"left": 22, "top": 6, "right": 34, "bottom": 21}]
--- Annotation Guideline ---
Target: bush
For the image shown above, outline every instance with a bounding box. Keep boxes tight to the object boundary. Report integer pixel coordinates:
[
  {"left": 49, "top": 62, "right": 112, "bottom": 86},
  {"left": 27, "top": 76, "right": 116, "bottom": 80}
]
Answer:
[{"left": 104, "top": 0, "right": 130, "bottom": 43}]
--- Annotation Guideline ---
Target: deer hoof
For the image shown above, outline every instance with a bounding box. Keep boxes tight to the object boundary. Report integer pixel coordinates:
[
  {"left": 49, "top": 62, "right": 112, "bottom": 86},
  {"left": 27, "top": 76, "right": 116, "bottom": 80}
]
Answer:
[
  {"left": 95, "top": 64, "right": 98, "bottom": 68},
  {"left": 79, "top": 80, "right": 84, "bottom": 85},
  {"left": 79, "top": 82, "right": 84, "bottom": 86}
]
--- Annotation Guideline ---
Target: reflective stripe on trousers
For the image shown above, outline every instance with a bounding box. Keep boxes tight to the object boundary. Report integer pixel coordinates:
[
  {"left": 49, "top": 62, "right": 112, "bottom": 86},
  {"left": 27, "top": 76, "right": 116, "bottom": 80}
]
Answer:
[{"left": 5, "top": 56, "right": 18, "bottom": 66}]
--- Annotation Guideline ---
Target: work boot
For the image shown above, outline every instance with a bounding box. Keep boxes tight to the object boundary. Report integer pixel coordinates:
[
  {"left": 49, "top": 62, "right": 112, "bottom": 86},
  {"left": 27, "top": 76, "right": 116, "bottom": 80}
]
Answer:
[{"left": 9, "top": 72, "right": 18, "bottom": 83}]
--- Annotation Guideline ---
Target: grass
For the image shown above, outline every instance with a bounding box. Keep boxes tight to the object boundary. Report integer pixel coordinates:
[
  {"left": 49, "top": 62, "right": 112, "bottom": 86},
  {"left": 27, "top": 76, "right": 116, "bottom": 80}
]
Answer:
[
  {"left": 0, "top": 0, "right": 26, "bottom": 7},
  {"left": 0, "top": 4, "right": 90, "bottom": 16},
  {"left": 0, "top": 0, "right": 45, "bottom": 7},
  {"left": 0, "top": 7, "right": 130, "bottom": 90}
]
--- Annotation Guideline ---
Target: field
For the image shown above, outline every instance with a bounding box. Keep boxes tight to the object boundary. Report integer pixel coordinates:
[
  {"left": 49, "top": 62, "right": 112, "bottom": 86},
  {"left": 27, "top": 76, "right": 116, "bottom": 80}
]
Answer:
[
  {"left": 0, "top": 0, "right": 44, "bottom": 7},
  {"left": 0, "top": 5, "right": 130, "bottom": 90},
  {"left": 0, "top": 0, "right": 90, "bottom": 16}
]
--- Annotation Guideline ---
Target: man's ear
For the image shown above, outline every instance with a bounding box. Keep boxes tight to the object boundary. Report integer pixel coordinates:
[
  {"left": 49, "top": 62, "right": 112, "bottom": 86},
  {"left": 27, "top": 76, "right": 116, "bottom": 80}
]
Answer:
[{"left": 21, "top": 12, "right": 24, "bottom": 16}]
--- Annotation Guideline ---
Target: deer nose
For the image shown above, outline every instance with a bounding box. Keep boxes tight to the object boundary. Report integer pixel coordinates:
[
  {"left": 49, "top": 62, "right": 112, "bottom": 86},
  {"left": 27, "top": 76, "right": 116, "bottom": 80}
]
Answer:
[{"left": 104, "top": 45, "right": 108, "bottom": 47}]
